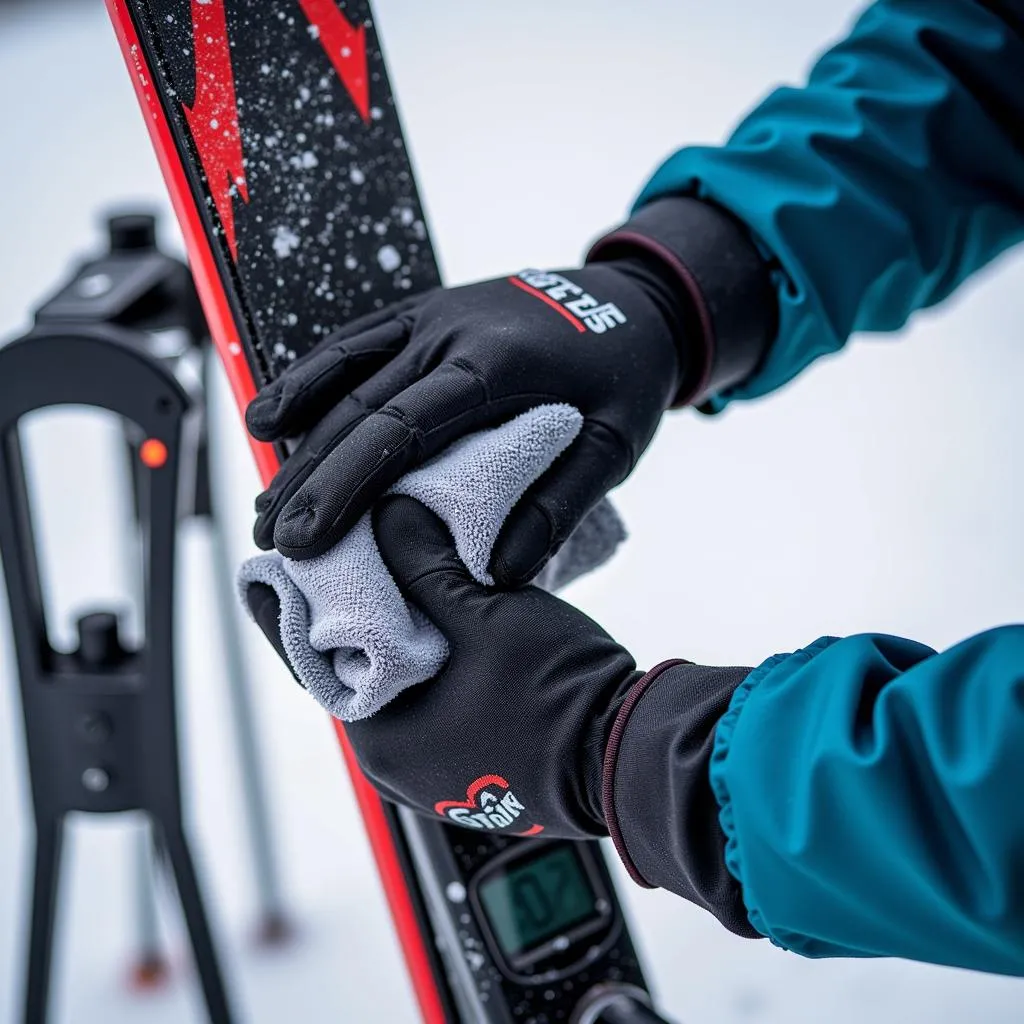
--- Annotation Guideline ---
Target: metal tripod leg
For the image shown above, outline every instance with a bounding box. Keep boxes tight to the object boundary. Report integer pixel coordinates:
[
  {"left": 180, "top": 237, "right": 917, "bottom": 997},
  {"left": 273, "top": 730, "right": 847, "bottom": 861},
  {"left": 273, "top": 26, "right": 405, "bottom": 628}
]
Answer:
[
  {"left": 24, "top": 816, "right": 63, "bottom": 1024},
  {"left": 120, "top": 434, "right": 172, "bottom": 986},
  {"left": 130, "top": 818, "right": 169, "bottom": 987},
  {"left": 201, "top": 349, "right": 289, "bottom": 943},
  {"left": 159, "top": 822, "right": 233, "bottom": 1024},
  {"left": 206, "top": 509, "right": 290, "bottom": 941}
]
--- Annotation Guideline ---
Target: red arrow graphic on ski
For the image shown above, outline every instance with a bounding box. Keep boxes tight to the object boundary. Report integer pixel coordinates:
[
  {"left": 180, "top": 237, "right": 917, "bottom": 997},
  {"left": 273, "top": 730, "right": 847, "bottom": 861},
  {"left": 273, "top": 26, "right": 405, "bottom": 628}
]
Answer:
[
  {"left": 182, "top": 0, "right": 249, "bottom": 261},
  {"left": 298, "top": 0, "right": 371, "bottom": 122}
]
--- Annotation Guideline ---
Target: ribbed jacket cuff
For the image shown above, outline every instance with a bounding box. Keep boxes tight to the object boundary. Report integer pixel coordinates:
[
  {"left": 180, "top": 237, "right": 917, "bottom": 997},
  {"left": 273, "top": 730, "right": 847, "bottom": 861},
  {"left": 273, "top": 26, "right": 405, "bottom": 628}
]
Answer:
[{"left": 588, "top": 197, "right": 777, "bottom": 407}]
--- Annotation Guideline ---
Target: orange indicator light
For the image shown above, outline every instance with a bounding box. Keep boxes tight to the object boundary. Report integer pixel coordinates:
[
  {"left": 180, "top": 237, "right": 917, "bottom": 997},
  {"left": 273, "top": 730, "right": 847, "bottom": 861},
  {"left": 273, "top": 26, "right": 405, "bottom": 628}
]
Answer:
[{"left": 139, "top": 438, "right": 168, "bottom": 469}]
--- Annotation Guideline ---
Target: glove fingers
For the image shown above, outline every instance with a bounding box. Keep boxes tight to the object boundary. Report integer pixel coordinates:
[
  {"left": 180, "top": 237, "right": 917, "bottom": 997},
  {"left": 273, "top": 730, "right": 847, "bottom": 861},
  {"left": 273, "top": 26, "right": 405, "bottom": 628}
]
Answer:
[
  {"left": 324, "top": 292, "right": 425, "bottom": 345},
  {"left": 246, "top": 315, "right": 411, "bottom": 441},
  {"left": 490, "top": 421, "right": 630, "bottom": 587},
  {"left": 273, "top": 364, "right": 535, "bottom": 559},
  {"left": 252, "top": 356, "right": 419, "bottom": 550},
  {"left": 373, "top": 494, "right": 480, "bottom": 638}
]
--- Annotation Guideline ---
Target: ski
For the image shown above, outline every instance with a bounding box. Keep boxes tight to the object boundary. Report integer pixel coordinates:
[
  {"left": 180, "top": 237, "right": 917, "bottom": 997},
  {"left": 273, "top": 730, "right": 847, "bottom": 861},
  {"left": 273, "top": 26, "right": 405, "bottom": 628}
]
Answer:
[{"left": 105, "top": 3, "right": 661, "bottom": 1021}]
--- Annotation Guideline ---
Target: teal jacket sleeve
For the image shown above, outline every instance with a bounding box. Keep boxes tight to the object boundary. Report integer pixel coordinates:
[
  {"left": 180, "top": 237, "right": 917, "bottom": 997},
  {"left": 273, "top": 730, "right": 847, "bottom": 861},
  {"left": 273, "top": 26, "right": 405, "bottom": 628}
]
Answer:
[
  {"left": 637, "top": 0, "right": 1024, "bottom": 407},
  {"left": 712, "top": 629, "right": 1024, "bottom": 975}
]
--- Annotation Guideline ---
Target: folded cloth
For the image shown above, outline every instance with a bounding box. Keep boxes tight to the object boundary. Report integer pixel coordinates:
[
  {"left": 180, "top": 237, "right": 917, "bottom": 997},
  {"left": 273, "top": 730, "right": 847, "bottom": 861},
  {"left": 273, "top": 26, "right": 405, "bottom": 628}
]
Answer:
[{"left": 237, "top": 404, "right": 626, "bottom": 721}]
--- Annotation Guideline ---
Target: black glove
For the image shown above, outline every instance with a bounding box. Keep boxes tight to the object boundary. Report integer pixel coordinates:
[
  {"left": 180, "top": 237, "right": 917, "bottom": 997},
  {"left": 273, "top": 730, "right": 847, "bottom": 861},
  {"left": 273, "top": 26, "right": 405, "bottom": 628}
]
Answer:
[
  {"left": 247, "top": 256, "right": 686, "bottom": 574},
  {"left": 352, "top": 494, "right": 643, "bottom": 839},
  {"left": 248, "top": 492, "right": 641, "bottom": 837},
  {"left": 245, "top": 494, "right": 760, "bottom": 935},
  {"left": 247, "top": 198, "right": 775, "bottom": 579}
]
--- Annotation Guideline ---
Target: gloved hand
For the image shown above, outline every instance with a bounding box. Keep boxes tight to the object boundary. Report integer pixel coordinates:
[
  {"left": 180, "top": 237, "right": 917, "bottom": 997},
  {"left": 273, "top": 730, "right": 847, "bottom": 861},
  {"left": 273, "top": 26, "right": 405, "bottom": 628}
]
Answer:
[
  {"left": 276, "top": 493, "right": 646, "bottom": 838},
  {"left": 248, "top": 492, "right": 648, "bottom": 838},
  {"left": 247, "top": 255, "right": 690, "bottom": 579},
  {"left": 247, "top": 197, "right": 775, "bottom": 580},
  {"left": 246, "top": 494, "right": 759, "bottom": 935},
  {"left": 350, "top": 495, "right": 650, "bottom": 839}
]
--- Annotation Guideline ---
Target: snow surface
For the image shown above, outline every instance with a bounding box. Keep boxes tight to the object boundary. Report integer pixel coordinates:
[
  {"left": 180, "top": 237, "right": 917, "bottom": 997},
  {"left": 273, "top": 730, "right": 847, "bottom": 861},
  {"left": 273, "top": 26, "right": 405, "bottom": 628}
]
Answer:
[{"left": 1, "top": 1, "right": 1024, "bottom": 1022}]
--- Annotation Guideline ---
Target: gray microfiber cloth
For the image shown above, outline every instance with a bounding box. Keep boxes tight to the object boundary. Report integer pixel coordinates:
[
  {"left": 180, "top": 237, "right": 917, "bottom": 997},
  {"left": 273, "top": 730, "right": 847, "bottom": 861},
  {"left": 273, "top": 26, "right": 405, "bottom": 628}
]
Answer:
[{"left": 237, "top": 404, "right": 626, "bottom": 721}]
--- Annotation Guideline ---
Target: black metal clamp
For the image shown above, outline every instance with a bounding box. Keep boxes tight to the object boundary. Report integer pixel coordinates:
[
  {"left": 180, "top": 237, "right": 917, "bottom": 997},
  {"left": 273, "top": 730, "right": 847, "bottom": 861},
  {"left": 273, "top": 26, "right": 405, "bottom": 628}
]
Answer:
[{"left": 0, "top": 214, "right": 289, "bottom": 1024}]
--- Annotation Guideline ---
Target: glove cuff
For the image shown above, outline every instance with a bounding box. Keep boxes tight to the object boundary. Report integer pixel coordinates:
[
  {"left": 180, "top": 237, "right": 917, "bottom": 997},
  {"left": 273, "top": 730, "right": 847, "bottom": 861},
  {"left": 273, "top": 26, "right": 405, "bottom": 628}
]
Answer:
[
  {"left": 587, "top": 196, "right": 777, "bottom": 407},
  {"left": 602, "top": 659, "right": 761, "bottom": 939}
]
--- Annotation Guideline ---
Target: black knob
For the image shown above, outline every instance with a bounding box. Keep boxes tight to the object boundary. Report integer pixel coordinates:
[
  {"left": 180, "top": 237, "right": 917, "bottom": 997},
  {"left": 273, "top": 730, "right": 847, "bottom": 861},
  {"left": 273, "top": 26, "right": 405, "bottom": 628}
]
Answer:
[
  {"left": 81, "top": 767, "right": 112, "bottom": 793},
  {"left": 76, "top": 612, "right": 125, "bottom": 667},
  {"left": 108, "top": 213, "right": 158, "bottom": 252}
]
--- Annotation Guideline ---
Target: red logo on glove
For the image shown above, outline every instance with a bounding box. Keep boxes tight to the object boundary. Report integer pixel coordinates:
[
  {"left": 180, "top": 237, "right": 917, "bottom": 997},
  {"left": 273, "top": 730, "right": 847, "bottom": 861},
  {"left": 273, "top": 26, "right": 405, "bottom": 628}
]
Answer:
[{"left": 434, "top": 774, "right": 544, "bottom": 836}]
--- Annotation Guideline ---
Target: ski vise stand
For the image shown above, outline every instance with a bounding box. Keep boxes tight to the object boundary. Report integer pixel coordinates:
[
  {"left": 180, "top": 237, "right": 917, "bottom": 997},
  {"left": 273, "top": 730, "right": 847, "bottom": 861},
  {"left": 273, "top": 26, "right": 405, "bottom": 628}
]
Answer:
[{"left": 0, "top": 214, "right": 287, "bottom": 1024}]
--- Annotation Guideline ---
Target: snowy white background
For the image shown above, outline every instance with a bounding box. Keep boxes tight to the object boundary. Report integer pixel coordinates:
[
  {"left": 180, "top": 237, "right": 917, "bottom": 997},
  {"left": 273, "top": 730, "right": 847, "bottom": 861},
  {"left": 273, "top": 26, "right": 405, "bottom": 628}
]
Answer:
[{"left": 2, "top": 0, "right": 1024, "bottom": 1021}]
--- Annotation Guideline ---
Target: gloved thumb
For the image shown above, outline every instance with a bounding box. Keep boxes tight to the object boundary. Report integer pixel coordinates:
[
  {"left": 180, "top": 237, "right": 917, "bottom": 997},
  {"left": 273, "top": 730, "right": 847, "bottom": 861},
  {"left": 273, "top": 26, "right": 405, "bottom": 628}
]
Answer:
[
  {"left": 243, "top": 582, "right": 302, "bottom": 685},
  {"left": 373, "top": 494, "right": 484, "bottom": 639}
]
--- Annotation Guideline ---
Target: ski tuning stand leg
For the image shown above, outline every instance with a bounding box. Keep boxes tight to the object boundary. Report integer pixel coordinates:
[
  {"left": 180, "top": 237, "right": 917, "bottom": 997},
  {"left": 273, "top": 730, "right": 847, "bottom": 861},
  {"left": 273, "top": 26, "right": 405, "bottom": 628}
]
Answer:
[
  {"left": 0, "top": 213, "right": 290, "bottom": 1023},
  {"left": 129, "top": 819, "right": 170, "bottom": 989},
  {"left": 190, "top": 358, "right": 293, "bottom": 946}
]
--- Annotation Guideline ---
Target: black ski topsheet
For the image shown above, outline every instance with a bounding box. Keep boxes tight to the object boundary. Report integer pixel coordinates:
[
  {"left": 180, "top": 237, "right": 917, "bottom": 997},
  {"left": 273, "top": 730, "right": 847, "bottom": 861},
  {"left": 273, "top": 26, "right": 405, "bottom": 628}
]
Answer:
[
  {"left": 109, "top": 5, "right": 651, "bottom": 1022},
  {"left": 129, "top": 0, "right": 440, "bottom": 383},
  {"left": 109, "top": 2, "right": 453, "bottom": 1019}
]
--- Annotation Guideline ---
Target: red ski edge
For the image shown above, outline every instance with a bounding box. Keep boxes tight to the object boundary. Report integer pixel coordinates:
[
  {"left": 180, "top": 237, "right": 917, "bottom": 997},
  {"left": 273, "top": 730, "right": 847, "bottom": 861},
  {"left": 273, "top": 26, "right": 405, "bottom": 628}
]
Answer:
[{"left": 104, "top": 3, "right": 448, "bottom": 1022}]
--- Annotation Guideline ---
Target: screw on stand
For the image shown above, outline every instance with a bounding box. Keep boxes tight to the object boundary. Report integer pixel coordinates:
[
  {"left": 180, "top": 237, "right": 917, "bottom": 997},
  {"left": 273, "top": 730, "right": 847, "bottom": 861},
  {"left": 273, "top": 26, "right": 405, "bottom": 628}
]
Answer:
[{"left": 0, "top": 212, "right": 292, "bottom": 1023}]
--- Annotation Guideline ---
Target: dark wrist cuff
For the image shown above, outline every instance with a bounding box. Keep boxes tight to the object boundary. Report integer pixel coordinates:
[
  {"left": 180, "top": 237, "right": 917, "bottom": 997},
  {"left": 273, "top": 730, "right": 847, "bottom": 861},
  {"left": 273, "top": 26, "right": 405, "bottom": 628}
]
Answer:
[
  {"left": 602, "top": 660, "right": 761, "bottom": 939},
  {"left": 587, "top": 197, "right": 777, "bottom": 407}
]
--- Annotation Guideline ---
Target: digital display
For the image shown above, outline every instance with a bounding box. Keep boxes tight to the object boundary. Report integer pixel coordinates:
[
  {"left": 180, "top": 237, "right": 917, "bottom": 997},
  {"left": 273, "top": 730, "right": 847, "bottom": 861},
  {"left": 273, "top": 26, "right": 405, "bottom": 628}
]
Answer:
[{"left": 477, "top": 846, "right": 598, "bottom": 959}]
